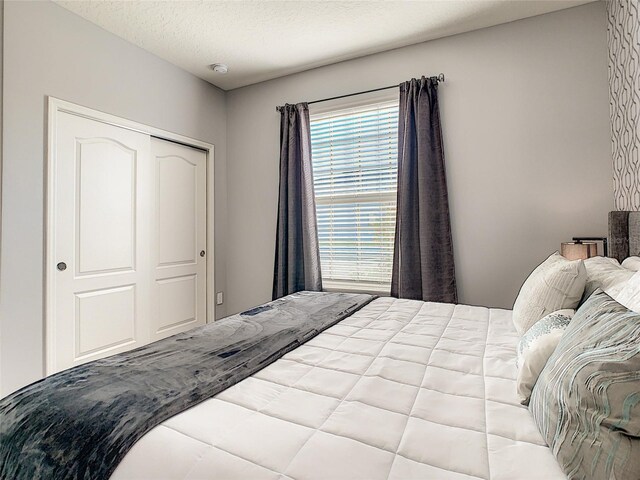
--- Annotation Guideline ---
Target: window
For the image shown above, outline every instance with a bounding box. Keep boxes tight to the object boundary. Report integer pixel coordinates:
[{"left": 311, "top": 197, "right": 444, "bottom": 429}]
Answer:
[{"left": 310, "top": 97, "right": 399, "bottom": 293}]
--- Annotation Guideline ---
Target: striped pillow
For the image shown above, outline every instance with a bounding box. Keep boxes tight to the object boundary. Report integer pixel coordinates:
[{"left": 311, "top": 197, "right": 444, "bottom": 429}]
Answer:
[
  {"left": 512, "top": 252, "right": 586, "bottom": 335},
  {"left": 529, "top": 290, "right": 640, "bottom": 479}
]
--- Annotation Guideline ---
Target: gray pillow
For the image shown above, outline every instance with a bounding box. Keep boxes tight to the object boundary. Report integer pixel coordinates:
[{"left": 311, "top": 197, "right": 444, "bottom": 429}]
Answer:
[{"left": 529, "top": 289, "right": 640, "bottom": 479}]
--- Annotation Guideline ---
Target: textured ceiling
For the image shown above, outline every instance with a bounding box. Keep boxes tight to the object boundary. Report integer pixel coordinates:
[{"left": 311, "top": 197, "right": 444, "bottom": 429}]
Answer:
[{"left": 55, "top": 0, "right": 595, "bottom": 91}]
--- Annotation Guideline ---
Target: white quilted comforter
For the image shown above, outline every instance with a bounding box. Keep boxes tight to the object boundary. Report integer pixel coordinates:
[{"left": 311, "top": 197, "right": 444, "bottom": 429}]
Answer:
[{"left": 112, "top": 298, "right": 566, "bottom": 480}]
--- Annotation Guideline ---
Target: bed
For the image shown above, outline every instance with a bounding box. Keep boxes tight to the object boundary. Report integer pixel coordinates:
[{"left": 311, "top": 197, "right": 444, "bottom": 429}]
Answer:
[
  {"left": 2, "top": 211, "right": 639, "bottom": 480},
  {"left": 112, "top": 298, "right": 565, "bottom": 480}
]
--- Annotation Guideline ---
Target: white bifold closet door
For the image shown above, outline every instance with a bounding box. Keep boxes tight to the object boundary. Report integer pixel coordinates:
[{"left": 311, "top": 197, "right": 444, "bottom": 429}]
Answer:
[{"left": 51, "top": 112, "right": 207, "bottom": 374}]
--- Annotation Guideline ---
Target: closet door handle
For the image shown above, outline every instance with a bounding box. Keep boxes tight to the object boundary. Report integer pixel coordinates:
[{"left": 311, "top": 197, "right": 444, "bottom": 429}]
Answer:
[
  {"left": 57, "top": 262, "right": 67, "bottom": 271},
  {"left": 200, "top": 250, "right": 206, "bottom": 257}
]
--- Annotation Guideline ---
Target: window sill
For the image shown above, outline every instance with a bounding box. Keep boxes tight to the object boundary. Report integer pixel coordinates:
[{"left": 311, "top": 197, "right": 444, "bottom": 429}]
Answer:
[{"left": 322, "top": 280, "right": 391, "bottom": 297}]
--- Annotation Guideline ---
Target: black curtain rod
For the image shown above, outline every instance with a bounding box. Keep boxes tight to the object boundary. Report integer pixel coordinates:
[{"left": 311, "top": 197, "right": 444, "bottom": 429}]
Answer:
[{"left": 276, "top": 73, "right": 445, "bottom": 112}]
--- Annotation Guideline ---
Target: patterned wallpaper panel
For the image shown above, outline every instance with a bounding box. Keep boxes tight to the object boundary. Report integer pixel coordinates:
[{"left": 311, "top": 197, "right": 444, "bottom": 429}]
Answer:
[{"left": 608, "top": 0, "right": 640, "bottom": 210}]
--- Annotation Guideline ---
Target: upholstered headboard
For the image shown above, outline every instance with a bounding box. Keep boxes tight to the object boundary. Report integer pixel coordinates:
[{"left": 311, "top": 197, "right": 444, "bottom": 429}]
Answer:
[{"left": 608, "top": 211, "right": 640, "bottom": 262}]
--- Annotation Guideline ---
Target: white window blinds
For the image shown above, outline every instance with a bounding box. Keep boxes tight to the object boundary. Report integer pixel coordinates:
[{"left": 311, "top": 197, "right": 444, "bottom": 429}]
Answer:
[{"left": 310, "top": 99, "right": 399, "bottom": 292}]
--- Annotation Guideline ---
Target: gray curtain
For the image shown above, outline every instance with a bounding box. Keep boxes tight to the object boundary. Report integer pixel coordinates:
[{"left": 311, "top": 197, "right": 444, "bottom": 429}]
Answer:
[
  {"left": 273, "top": 103, "right": 322, "bottom": 299},
  {"left": 391, "top": 77, "right": 457, "bottom": 303}
]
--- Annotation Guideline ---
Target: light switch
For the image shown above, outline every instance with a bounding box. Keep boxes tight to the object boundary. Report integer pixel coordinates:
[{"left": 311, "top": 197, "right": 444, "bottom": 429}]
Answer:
[{"left": 216, "top": 292, "right": 224, "bottom": 305}]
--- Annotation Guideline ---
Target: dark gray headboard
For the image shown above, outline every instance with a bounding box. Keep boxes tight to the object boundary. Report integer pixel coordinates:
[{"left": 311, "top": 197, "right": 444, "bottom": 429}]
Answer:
[{"left": 608, "top": 211, "right": 640, "bottom": 262}]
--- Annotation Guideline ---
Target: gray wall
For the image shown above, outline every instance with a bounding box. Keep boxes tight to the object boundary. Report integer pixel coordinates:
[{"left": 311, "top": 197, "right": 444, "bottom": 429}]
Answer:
[
  {"left": 0, "top": 0, "right": 228, "bottom": 395},
  {"left": 225, "top": 2, "right": 612, "bottom": 316}
]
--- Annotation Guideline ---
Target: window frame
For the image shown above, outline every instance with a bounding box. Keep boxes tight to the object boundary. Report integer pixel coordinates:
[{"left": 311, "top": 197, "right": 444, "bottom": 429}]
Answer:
[{"left": 309, "top": 89, "right": 400, "bottom": 296}]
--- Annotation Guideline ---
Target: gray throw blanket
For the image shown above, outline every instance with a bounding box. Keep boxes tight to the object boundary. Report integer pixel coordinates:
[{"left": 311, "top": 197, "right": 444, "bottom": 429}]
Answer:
[{"left": 0, "top": 291, "right": 375, "bottom": 480}]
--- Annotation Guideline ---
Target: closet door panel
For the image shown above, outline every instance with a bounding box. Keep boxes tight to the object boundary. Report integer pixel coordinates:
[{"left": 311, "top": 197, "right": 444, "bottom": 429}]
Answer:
[
  {"left": 75, "top": 285, "right": 136, "bottom": 357},
  {"left": 52, "top": 112, "right": 152, "bottom": 373},
  {"left": 156, "top": 275, "right": 197, "bottom": 334},
  {"left": 150, "top": 138, "right": 207, "bottom": 341},
  {"left": 157, "top": 155, "right": 198, "bottom": 266},
  {"left": 76, "top": 139, "right": 136, "bottom": 275}
]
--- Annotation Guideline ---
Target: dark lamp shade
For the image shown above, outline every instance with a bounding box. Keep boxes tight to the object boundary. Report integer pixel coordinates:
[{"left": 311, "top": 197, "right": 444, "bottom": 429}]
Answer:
[{"left": 560, "top": 242, "right": 597, "bottom": 260}]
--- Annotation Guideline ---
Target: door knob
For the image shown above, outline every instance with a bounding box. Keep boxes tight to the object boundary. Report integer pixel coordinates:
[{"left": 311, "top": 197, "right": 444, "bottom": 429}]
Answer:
[
  {"left": 57, "top": 262, "right": 67, "bottom": 271},
  {"left": 200, "top": 250, "right": 206, "bottom": 257}
]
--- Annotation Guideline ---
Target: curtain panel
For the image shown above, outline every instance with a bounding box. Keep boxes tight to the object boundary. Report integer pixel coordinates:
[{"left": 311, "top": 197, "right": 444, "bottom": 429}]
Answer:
[
  {"left": 391, "top": 77, "right": 457, "bottom": 303},
  {"left": 273, "top": 103, "right": 322, "bottom": 299}
]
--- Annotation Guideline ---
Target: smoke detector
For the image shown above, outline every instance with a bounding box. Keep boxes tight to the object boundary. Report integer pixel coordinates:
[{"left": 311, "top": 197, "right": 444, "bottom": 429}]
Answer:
[{"left": 209, "top": 63, "right": 228, "bottom": 74}]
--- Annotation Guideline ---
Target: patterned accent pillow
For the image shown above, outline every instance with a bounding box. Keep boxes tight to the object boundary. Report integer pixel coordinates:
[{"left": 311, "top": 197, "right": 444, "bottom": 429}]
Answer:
[
  {"left": 529, "top": 290, "right": 640, "bottom": 479},
  {"left": 512, "top": 252, "right": 586, "bottom": 335},
  {"left": 516, "top": 309, "right": 573, "bottom": 405}
]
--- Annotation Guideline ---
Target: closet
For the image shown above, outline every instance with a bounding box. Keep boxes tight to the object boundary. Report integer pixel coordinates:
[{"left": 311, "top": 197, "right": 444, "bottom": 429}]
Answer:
[{"left": 47, "top": 101, "right": 212, "bottom": 374}]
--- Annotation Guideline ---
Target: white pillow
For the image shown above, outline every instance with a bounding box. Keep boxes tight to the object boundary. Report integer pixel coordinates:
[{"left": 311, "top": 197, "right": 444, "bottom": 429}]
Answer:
[
  {"left": 616, "top": 270, "right": 640, "bottom": 312},
  {"left": 622, "top": 256, "right": 640, "bottom": 272},
  {"left": 516, "top": 309, "right": 574, "bottom": 405},
  {"left": 512, "top": 252, "right": 586, "bottom": 335},
  {"left": 581, "top": 256, "right": 635, "bottom": 303}
]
